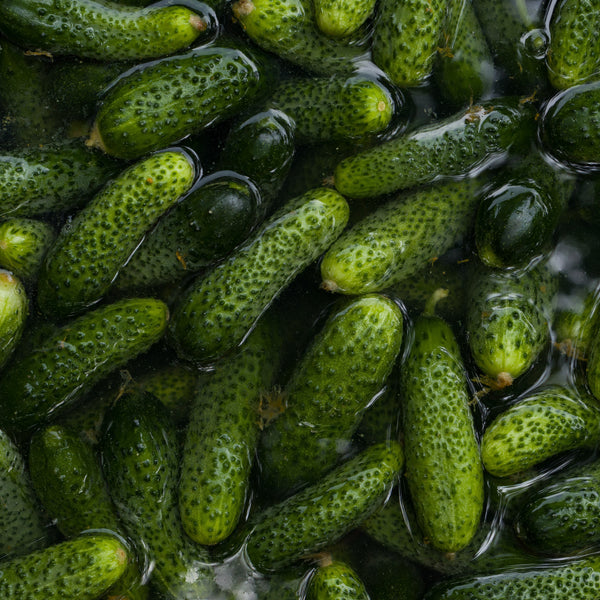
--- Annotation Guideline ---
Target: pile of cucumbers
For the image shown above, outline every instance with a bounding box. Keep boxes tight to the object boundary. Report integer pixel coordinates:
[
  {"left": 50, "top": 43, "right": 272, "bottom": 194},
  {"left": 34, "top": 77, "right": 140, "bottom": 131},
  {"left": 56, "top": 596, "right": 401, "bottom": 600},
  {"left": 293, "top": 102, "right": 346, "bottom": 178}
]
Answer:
[{"left": 3, "top": 0, "right": 600, "bottom": 598}]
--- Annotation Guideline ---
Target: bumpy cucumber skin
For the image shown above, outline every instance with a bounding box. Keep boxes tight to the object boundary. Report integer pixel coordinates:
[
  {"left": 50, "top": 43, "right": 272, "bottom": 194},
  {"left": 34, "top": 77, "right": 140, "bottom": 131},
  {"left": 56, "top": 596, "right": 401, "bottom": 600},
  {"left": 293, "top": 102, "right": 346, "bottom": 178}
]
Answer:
[
  {"left": 0, "top": 142, "right": 120, "bottom": 219},
  {"left": 0, "top": 270, "right": 27, "bottom": 370},
  {"left": 334, "top": 98, "right": 534, "bottom": 198},
  {"left": 179, "top": 315, "right": 281, "bottom": 546},
  {"left": 555, "top": 290, "right": 600, "bottom": 360},
  {"left": 245, "top": 441, "right": 403, "bottom": 573},
  {"left": 0, "top": 428, "right": 48, "bottom": 559},
  {"left": 307, "top": 562, "right": 369, "bottom": 600},
  {"left": 321, "top": 178, "right": 483, "bottom": 294},
  {"left": 547, "top": 0, "right": 600, "bottom": 89},
  {"left": 372, "top": 0, "right": 446, "bottom": 87},
  {"left": 0, "top": 298, "right": 168, "bottom": 432},
  {"left": 169, "top": 187, "right": 349, "bottom": 364},
  {"left": 259, "top": 294, "right": 403, "bottom": 495},
  {"left": 0, "top": 534, "right": 129, "bottom": 600},
  {"left": 481, "top": 385, "right": 600, "bottom": 477},
  {"left": 91, "top": 46, "right": 272, "bottom": 160},
  {"left": 314, "top": 0, "right": 376, "bottom": 37},
  {"left": 402, "top": 313, "right": 484, "bottom": 553},
  {"left": 37, "top": 150, "right": 195, "bottom": 319},
  {"left": 0, "top": 0, "right": 210, "bottom": 61},
  {"left": 424, "top": 556, "right": 600, "bottom": 600},
  {"left": 267, "top": 73, "right": 395, "bottom": 143}
]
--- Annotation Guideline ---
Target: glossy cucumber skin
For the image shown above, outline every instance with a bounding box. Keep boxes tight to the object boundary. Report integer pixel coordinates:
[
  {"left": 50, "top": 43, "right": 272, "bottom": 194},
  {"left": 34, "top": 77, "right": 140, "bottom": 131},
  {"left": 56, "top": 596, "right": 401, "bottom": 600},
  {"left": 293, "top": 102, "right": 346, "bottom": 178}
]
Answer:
[
  {"left": 245, "top": 441, "right": 403, "bottom": 572},
  {"left": 554, "top": 290, "right": 600, "bottom": 360},
  {"left": 547, "top": 0, "right": 600, "bottom": 89},
  {"left": 585, "top": 320, "right": 600, "bottom": 399},
  {"left": 401, "top": 313, "right": 484, "bottom": 553},
  {"left": 0, "top": 270, "right": 28, "bottom": 371},
  {"left": 169, "top": 187, "right": 349, "bottom": 364},
  {"left": 314, "top": 0, "right": 376, "bottom": 37},
  {"left": 0, "top": 0, "right": 211, "bottom": 61},
  {"left": 334, "top": 98, "right": 534, "bottom": 198},
  {"left": 258, "top": 294, "right": 403, "bottom": 495},
  {"left": 0, "top": 297, "right": 168, "bottom": 433},
  {"left": 37, "top": 150, "right": 195, "bottom": 319},
  {"left": 0, "top": 142, "right": 121, "bottom": 219},
  {"left": 321, "top": 177, "right": 484, "bottom": 294},
  {"left": 372, "top": 0, "right": 446, "bottom": 87},
  {"left": 307, "top": 562, "right": 369, "bottom": 600},
  {"left": 90, "top": 46, "right": 273, "bottom": 160},
  {"left": 179, "top": 315, "right": 282, "bottom": 545},
  {"left": 482, "top": 385, "right": 600, "bottom": 477}
]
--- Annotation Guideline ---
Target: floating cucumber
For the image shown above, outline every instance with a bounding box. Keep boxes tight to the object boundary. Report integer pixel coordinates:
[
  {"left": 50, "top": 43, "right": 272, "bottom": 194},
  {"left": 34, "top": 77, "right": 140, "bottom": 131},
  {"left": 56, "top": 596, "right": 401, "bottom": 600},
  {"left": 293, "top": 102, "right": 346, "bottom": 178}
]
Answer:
[
  {"left": 0, "top": 270, "right": 27, "bottom": 371},
  {"left": 314, "top": 0, "right": 376, "bottom": 38},
  {"left": 169, "top": 187, "right": 349, "bottom": 364},
  {"left": 37, "top": 149, "right": 195, "bottom": 319},
  {"left": 307, "top": 561, "right": 369, "bottom": 600},
  {"left": 554, "top": 289, "right": 600, "bottom": 360}
]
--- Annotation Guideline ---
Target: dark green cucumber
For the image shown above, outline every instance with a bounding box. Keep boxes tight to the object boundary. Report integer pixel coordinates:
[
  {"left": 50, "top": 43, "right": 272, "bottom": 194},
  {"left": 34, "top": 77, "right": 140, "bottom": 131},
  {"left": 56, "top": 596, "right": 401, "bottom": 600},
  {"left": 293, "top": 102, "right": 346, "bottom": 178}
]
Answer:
[
  {"left": 258, "top": 294, "right": 403, "bottom": 495},
  {"left": 89, "top": 46, "right": 274, "bottom": 160},
  {"left": 37, "top": 149, "right": 196, "bottom": 319},
  {"left": 0, "top": 297, "right": 168, "bottom": 432},
  {"left": 169, "top": 187, "right": 349, "bottom": 364},
  {"left": 307, "top": 561, "right": 369, "bottom": 600},
  {"left": 401, "top": 299, "right": 484, "bottom": 552},
  {"left": 321, "top": 177, "right": 484, "bottom": 294},
  {"left": 585, "top": 316, "right": 600, "bottom": 400},
  {"left": 115, "top": 173, "right": 260, "bottom": 293},
  {"left": 314, "top": 0, "right": 376, "bottom": 37},
  {"left": 0, "top": 533, "right": 129, "bottom": 600},
  {"left": 554, "top": 289, "right": 600, "bottom": 360},
  {"left": 0, "top": 0, "right": 213, "bottom": 61},
  {"left": 0, "top": 428, "right": 49, "bottom": 559},
  {"left": 334, "top": 97, "right": 534, "bottom": 198},
  {"left": 179, "top": 313, "right": 282, "bottom": 545},
  {"left": 0, "top": 270, "right": 27, "bottom": 371},
  {"left": 0, "top": 218, "right": 55, "bottom": 284},
  {"left": 245, "top": 441, "right": 403, "bottom": 572},
  {"left": 481, "top": 385, "right": 600, "bottom": 477},
  {"left": 0, "top": 141, "right": 121, "bottom": 219}
]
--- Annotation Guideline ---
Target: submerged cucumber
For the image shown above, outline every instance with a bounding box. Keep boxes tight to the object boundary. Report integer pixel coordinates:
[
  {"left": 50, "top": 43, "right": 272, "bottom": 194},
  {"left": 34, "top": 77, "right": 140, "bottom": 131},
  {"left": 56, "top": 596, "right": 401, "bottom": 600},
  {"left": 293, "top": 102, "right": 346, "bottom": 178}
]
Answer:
[
  {"left": 307, "top": 561, "right": 369, "bottom": 600},
  {"left": 0, "top": 270, "right": 27, "bottom": 371}
]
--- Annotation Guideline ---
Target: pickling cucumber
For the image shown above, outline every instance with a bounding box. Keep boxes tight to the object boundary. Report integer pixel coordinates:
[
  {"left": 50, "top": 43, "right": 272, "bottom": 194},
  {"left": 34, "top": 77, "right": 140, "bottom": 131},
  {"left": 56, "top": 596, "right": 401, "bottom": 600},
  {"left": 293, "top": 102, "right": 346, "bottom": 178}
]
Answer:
[
  {"left": 314, "top": 0, "right": 376, "bottom": 38},
  {"left": 0, "top": 270, "right": 27, "bottom": 371},
  {"left": 307, "top": 561, "right": 369, "bottom": 600}
]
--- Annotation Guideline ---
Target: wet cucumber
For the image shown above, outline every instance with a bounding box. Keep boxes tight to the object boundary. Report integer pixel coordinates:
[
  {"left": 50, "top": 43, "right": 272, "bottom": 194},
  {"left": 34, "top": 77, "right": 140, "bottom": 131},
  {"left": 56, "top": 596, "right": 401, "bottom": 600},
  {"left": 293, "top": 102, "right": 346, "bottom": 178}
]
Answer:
[
  {"left": 0, "top": 270, "right": 27, "bottom": 371},
  {"left": 169, "top": 187, "right": 349, "bottom": 364},
  {"left": 584, "top": 316, "right": 600, "bottom": 400},
  {"left": 307, "top": 561, "right": 369, "bottom": 600},
  {"left": 37, "top": 149, "right": 196, "bottom": 319},
  {"left": 0, "top": 297, "right": 168, "bottom": 433},
  {"left": 314, "top": 0, "right": 376, "bottom": 38},
  {"left": 0, "top": 0, "right": 213, "bottom": 61},
  {"left": 554, "top": 289, "right": 600, "bottom": 360}
]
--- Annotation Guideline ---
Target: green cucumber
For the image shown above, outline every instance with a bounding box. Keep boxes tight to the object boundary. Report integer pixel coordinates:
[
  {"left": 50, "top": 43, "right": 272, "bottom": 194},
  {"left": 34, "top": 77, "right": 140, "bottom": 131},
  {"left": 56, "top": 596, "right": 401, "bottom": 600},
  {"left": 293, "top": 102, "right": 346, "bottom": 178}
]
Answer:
[
  {"left": 334, "top": 97, "right": 534, "bottom": 198},
  {"left": 0, "top": 0, "right": 213, "bottom": 61},
  {"left": 0, "top": 270, "right": 27, "bottom": 371},
  {"left": 0, "top": 297, "right": 168, "bottom": 433},
  {"left": 0, "top": 533, "right": 129, "bottom": 600},
  {"left": 169, "top": 187, "right": 349, "bottom": 364},
  {"left": 258, "top": 294, "right": 403, "bottom": 495},
  {"left": 554, "top": 289, "right": 600, "bottom": 360},
  {"left": 481, "top": 385, "right": 600, "bottom": 477},
  {"left": 321, "top": 177, "right": 484, "bottom": 295},
  {"left": 245, "top": 441, "right": 403, "bottom": 572},
  {"left": 37, "top": 149, "right": 195, "bottom": 319},
  {"left": 89, "top": 46, "right": 274, "bottom": 160},
  {"left": 584, "top": 315, "right": 600, "bottom": 399},
  {"left": 401, "top": 298, "right": 484, "bottom": 552},
  {"left": 314, "top": 0, "right": 376, "bottom": 38},
  {"left": 306, "top": 561, "right": 369, "bottom": 600}
]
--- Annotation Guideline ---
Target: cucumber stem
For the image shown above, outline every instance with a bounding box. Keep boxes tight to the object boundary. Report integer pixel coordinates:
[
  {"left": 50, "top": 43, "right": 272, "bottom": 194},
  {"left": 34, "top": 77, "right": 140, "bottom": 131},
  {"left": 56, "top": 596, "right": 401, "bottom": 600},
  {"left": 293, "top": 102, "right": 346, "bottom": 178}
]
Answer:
[{"left": 424, "top": 288, "right": 449, "bottom": 316}]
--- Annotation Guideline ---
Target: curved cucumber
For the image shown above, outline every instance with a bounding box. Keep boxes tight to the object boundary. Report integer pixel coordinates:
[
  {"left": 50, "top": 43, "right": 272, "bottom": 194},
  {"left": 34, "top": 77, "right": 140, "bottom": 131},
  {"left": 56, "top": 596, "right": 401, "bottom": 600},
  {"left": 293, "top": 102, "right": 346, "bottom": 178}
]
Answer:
[
  {"left": 314, "top": 0, "right": 376, "bottom": 37},
  {"left": 0, "top": 297, "right": 168, "bottom": 433},
  {"left": 0, "top": 0, "right": 212, "bottom": 61},
  {"left": 0, "top": 270, "right": 27, "bottom": 371},
  {"left": 37, "top": 149, "right": 195, "bottom": 319},
  {"left": 307, "top": 562, "right": 369, "bottom": 600},
  {"left": 169, "top": 187, "right": 349, "bottom": 364},
  {"left": 258, "top": 294, "right": 403, "bottom": 495}
]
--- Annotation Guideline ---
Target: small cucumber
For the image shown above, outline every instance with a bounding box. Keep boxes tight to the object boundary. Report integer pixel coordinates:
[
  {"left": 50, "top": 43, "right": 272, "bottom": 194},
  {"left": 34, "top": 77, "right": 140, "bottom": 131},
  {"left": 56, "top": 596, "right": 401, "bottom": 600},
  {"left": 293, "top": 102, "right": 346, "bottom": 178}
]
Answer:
[
  {"left": 481, "top": 385, "right": 600, "bottom": 477},
  {"left": 245, "top": 441, "right": 403, "bottom": 572},
  {"left": 258, "top": 294, "right": 403, "bottom": 495},
  {"left": 0, "top": 0, "right": 213, "bottom": 61},
  {"left": 307, "top": 561, "right": 369, "bottom": 600},
  {"left": 0, "top": 297, "right": 168, "bottom": 433},
  {"left": 37, "top": 149, "right": 196, "bottom": 319},
  {"left": 169, "top": 187, "right": 349, "bottom": 364},
  {"left": 554, "top": 289, "right": 600, "bottom": 360},
  {"left": 0, "top": 270, "right": 27, "bottom": 371},
  {"left": 334, "top": 97, "right": 534, "bottom": 198},
  {"left": 314, "top": 0, "right": 376, "bottom": 38}
]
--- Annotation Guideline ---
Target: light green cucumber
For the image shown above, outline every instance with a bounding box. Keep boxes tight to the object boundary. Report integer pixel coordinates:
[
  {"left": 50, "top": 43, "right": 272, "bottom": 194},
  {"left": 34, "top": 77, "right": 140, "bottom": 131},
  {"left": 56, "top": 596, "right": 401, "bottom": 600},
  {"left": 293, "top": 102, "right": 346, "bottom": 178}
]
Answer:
[
  {"left": 314, "top": 0, "right": 376, "bottom": 37},
  {"left": 0, "top": 269, "right": 27, "bottom": 371},
  {"left": 169, "top": 187, "right": 349, "bottom": 364},
  {"left": 321, "top": 177, "right": 484, "bottom": 295},
  {"left": 554, "top": 288, "right": 600, "bottom": 360},
  {"left": 37, "top": 150, "right": 195, "bottom": 319},
  {"left": 258, "top": 294, "right": 403, "bottom": 495},
  {"left": 307, "top": 561, "right": 369, "bottom": 600}
]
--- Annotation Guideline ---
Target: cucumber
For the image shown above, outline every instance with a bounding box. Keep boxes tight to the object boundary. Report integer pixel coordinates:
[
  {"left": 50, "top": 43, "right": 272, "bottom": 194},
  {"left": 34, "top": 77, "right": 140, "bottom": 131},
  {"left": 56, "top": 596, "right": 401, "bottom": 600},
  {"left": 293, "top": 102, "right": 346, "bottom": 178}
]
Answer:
[
  {"left": 321, "top": 177, "right": 484, "bottom": 295},
  {"left": 401, "top": 298, "right": 484, "bottom": 552},
  {"left": 314, "top": 0, "right": 376, "bottom": 38},
  {"left": 306, "top": 561, "right": 369, "bottom": 600},
  {"left": 0, "top": 533, "right": 129, "bottom": 600},
  {"left": 0, "top": 297, "right": 168, "bottom": 433},
  {"left": 584, "top": 315, "right": 600, "bottom": 399},
  {"left": 481, "top": 384, "right": 600, "bottom": 477},
  {"left": 554, "top": 289, "right": 600, "bottom": 360},
  {"left": 169, "top": 187, "right": 349, "bottom": 364},
  {"left": 88, "top": 46, "right": 274, "bottom": 160},
  {"left": 0, "top": 0, "right": 213, "bottom": 61},
  {"left": 258, "top": 294, "right": 403, "bottom": 495},
  {"left": 334, "top": 97, "right": 534, "bottom": 198},
  {"left": 245, "top": 441, "right": 403, "bottom": 572},
  {"left": 0, "top": 218, "right": 55, "bottom": 284},
  {"left": 0, "top": 270, "right": 27, "bottom": 371},
  {"left": 37, "top": 149, "right": 196, "bottom": 319}
]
